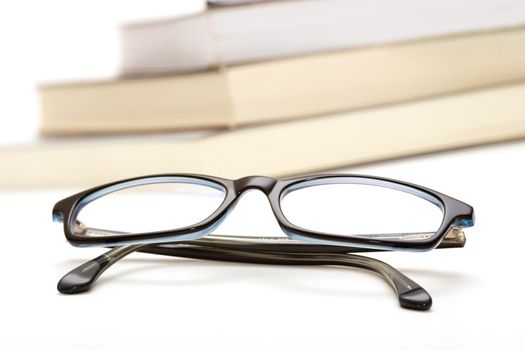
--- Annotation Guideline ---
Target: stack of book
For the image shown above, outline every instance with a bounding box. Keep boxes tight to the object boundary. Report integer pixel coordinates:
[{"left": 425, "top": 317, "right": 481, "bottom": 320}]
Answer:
[{"left": 2, "top": 0, "right": 525, "bottom": 187}]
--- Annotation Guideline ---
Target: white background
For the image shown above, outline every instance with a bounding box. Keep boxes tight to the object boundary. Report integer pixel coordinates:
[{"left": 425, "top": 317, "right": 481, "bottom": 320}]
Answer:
[
  {"left": 0, "top": 1, "right": 524, "bottom": 349},
  {"left": 0, "top": 0, "right": 203, "bottom": 144}
]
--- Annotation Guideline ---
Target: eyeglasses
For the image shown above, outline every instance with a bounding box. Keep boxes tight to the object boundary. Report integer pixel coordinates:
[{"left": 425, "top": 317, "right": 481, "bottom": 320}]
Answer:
[{"left": 53, "top": 173, "right": 474, "bottom": 310}]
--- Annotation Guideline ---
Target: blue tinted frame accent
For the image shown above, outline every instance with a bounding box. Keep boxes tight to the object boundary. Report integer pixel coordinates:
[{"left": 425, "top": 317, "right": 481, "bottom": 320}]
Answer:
[
  {"left": 453, "top": 218, "right": 475, "bottom": 228},
  {"left": 52, "top": 213, "right": 63, "bottom": 223}
]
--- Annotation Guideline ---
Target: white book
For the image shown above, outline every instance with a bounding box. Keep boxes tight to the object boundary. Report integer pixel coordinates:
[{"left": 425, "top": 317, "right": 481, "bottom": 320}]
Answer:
[{"left": 121, "top": 0, "right": 525, "bottom": 76}]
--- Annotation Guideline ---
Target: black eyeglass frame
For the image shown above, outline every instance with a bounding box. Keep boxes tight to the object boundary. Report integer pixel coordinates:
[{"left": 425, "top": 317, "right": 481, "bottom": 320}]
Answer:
[{"left": 53, "top": 173, "right": 474, "bottom": 251}]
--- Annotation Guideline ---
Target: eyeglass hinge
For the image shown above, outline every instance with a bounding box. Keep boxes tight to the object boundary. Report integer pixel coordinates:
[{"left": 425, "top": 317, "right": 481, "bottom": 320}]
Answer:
[{"left": 441, "top": 227, "right": 466, "bottom": 248}]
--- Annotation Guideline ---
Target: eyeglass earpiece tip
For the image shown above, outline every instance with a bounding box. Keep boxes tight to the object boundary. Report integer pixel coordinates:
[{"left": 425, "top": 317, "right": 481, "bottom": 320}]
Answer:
[
  {"left": 57, "top": 260, "right": 103, "bottom": 294},
  {"left": 57, "top": 280, "right": 91, "bottom": 294},
  {"left": 399, "top": 287, "right": 432, "bottom": 311}
]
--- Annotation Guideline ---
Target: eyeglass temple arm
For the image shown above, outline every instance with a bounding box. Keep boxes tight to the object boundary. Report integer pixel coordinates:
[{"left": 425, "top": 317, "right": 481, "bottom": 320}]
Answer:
[
  {"left": 144, "top": 244, "right": 432, "bottom": 310},
  {"left": 57, "top": 228, "right": 464, "bottom": 298},
  {"left": 57, "top": 238, "right": 435, "bottom": 310},
  {"left": 73, "top": 220, "right": 466, "bottom": 249},
  {"left": 152, "top": 228, "right": 466, "bottom": 252}
]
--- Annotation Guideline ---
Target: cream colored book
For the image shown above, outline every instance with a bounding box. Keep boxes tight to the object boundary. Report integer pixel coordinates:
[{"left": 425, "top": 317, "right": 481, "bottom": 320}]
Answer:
[
  {"left": 41, "top": 27, "right": 525, "bottom": 135},
  {"left": 6, "top": 82, "right": 525, "bottom": 188}
]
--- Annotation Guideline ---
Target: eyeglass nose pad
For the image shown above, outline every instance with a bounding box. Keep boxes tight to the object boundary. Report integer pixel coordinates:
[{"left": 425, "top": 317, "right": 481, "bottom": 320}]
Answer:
[
  {"left": 234, "top": 176, "right": 277, "bottom": 195},
  {"left": 211, "top": 189, "right": 284, "bottom": 238}
]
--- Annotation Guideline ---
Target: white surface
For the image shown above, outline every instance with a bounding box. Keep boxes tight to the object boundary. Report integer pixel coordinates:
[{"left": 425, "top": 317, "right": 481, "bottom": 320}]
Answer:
[{"left": 1, "top": 140, "right": 524, "bottom": 349}]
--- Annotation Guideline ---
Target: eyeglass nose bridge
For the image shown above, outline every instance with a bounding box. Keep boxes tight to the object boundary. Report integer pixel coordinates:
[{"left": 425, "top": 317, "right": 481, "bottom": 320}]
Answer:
[{"left": 234, "top": 176, "right": 277, "bottom": 195}]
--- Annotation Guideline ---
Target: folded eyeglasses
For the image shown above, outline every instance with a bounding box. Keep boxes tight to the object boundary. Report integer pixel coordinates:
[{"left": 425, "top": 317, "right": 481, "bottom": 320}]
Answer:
[{"left": 53, "top": 174, "right": 474, "bottom": 311}]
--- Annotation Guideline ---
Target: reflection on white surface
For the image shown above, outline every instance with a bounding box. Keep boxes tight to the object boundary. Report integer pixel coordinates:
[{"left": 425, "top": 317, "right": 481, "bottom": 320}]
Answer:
[
  {"left": 281, "top": 182, "right": 443, "bottom": 237},
  {"left": 78, "top": 182, "right": 226, "bottom": 235},
  {"left": 0, "top": 0, "right": 205, "bottom": 145}
]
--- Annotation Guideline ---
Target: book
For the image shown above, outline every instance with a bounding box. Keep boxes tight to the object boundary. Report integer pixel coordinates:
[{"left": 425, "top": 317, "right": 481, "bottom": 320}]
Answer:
[
  {"left": 8, "top": 82, "right": 525, "bottom": 187},
  {"left": 41, "top": 26, "right": 525, "bottom": 135},
  {"left": 121, "top": 0, "right": 525, "bottom": 76}
]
